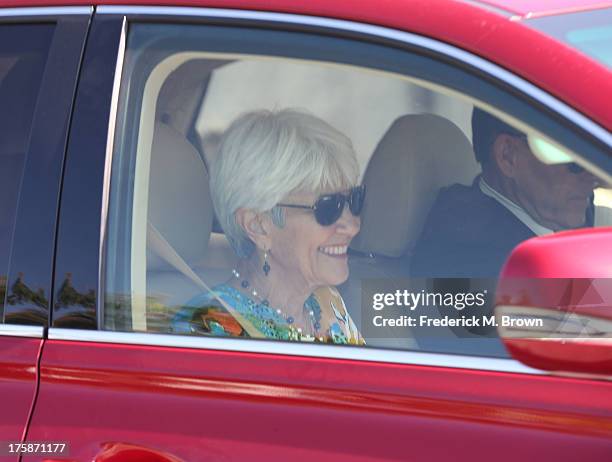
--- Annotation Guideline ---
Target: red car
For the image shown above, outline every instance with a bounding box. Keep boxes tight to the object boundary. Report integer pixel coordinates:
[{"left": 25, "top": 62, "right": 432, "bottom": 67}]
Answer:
[{"left": 1, "top": 0, "right": 611, "bottom": 460}]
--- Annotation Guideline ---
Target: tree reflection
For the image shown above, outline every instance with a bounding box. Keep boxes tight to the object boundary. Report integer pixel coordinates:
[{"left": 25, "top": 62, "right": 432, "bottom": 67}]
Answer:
[
  {"left": 6, "top": 272, "right": 48, "bottom": 307},
  {"left": 105, "top": 292, "right": 177, "bottom": 332},
  {"left": 53, "top": 272, "right": 96, "bottom": 329},
  {"left": 2, "top": 272, "right": 49, "bottom": 325},
  {"left": 56, "top": 272, "right": 95, "bottom": 308}
]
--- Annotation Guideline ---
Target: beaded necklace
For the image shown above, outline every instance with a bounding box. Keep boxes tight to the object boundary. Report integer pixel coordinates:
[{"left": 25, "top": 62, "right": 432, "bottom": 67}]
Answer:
[{"left": 231, "top": 269, "right": 322, "bottom": 340}]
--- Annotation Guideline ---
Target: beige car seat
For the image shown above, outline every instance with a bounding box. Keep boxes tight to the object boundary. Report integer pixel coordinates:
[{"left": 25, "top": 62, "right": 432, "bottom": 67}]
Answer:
[
  {"left": 146, "top": 122, "right": 215, "bottom": 324},
  {"left": 341, "top": 114, "right": 479, "bottom": 347},
  {"left": 351, "top": 113, "right": 479, "bottom": 262}
]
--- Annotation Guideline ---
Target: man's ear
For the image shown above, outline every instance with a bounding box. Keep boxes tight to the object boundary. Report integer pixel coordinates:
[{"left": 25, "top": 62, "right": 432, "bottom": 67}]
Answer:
[
  {"left": 492, "top": 134, "right": 520, "bottom": 178},
  {"left": 235, "top": 208, "right": 272, "bottom": 250}
]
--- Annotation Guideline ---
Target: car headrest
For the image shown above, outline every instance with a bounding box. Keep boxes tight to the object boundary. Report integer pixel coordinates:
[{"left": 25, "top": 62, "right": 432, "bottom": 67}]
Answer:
[
  {"left": 351, "top": 113, "right": 479, "bottom": 258},
  {"left": 147, "top": 122, "right": 213, "bottom": 270}
]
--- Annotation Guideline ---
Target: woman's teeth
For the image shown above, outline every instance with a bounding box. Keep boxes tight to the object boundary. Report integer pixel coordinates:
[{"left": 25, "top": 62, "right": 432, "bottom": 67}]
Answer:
[{"left": 318, "top": 245, "right": 348, "bottom": 256}]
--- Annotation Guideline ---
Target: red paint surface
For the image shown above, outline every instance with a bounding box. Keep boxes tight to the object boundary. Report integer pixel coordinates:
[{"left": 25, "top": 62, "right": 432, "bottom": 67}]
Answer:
[
  {"left": 505, "top": 339, "right": 612, "bottom": 375},
  {"left": 497, "top": 228, "right": 612, "bottom": 376},
  {"left": 0, "top": 0, "right": 610, "bottom": 130},
  {"left": 0, "top": 337, "right": 43, "bottom": 462},
  {"left": 25, "top": 340, "right": 612, "bottom": 461},
  {"left": 500, "top": 227, "right": 612, "bottom": 279}
]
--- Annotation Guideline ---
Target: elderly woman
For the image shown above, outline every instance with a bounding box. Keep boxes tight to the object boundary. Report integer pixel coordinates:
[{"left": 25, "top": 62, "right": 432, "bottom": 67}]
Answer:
[{"left": 173, "top": 109, "right": 364, "bottom": 344}]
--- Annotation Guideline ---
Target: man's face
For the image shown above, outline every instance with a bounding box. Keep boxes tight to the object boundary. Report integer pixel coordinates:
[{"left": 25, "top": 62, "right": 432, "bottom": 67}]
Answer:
[{"left": 507, "top": 136, "right": 598, "bottom": 231}]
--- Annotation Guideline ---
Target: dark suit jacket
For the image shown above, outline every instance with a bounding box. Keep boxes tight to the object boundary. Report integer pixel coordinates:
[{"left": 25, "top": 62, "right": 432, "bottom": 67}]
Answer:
[
  {"left": 411, "top": 180, "right": 536, "bottom": 278},
  {"left": 411, "top": 178, "right": 595, "bottom": 278}
]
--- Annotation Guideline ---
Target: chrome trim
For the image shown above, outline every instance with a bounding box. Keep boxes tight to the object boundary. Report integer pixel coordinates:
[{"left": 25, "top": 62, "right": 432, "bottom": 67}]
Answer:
[
  {"left": 96, "top": 6, "right": 611, "bottom": 147},
  {"left": 98, "top": 17, "right": 127, "bottom": 330},
  {"left": 48, "top": 328, "right": 543, "bottom": 375},
  {"left": 0, "top": 324, "right": 44, "bottom": 338},
  {"left": 0, "top": 6, "right": 92, "bottom": 17}
]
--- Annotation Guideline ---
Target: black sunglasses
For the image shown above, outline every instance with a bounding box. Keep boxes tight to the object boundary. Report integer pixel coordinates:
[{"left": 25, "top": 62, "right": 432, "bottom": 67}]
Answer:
[{"left": 277, "top": 185, "right": 366, "bottom": 226}]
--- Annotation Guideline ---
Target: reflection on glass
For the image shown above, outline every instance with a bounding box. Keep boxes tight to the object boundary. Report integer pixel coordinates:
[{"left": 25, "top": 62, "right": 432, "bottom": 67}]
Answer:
[
  {"left": 2, "top": 272, "right": 48, "bottom": 325},
  {"left": 53, "top": 273, "right": 96, "bottom": 329}
]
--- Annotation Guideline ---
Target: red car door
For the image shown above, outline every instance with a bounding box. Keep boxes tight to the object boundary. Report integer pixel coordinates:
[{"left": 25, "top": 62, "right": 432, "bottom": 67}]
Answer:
[
  {"left": 0, "top": 329, "right": 43, "bottom": 460},
  {"left": 0, "top": 9, "right": 89, "bottom": 460},
  {"left": 25, "top": 333, "right": 612, "bottom": 461}
]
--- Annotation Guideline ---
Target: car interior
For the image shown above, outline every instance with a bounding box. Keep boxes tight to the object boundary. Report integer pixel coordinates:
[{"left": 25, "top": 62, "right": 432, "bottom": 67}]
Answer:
[{"left": 110, "top": 54, "right": 612, "bottom": 347}]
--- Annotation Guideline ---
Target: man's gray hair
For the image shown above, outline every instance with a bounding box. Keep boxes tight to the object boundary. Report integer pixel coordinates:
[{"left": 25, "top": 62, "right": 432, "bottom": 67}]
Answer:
[{"left": 210, "top": 108, "right": 360, "bottom": 258}]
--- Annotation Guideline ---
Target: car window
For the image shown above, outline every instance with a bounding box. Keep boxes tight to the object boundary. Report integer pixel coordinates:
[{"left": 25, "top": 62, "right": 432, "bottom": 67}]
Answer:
[
  {"left": 0, "top": 24, "right": 54, "bottom": 323},
  {"left": 103, "top": 23, "right": 611, "bottom": 357}
]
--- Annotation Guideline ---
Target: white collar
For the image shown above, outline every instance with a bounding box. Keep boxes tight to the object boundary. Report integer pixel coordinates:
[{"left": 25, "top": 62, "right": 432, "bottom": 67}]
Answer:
[{"left": 479, "top": 177, "right": 555, "bottom": 236}]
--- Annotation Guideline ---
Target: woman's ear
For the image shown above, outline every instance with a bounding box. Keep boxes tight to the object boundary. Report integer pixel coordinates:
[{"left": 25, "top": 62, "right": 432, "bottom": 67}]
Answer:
[{"left": 235, "top": 208, "right": 272, "bottom": 249}]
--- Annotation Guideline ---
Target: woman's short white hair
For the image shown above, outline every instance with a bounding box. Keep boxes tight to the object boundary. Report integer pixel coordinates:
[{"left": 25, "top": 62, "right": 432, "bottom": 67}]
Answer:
[{"left": 210, "top": 108, "right": 360, "bottom": 258}]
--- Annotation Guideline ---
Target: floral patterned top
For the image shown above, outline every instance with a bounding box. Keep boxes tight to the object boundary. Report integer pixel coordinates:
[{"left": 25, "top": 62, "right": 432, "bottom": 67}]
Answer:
[{"left": 171, "top": 284, "right": 364, "bottom": 345}]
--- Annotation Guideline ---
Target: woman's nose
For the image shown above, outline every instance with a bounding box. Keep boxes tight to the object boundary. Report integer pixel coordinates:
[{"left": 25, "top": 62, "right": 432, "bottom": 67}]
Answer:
[{"left": 336, "top": 207, "right": 360, "bottom": 236}]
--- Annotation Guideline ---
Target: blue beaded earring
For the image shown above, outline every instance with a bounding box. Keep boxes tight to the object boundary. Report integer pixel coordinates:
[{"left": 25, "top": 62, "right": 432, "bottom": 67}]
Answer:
[{"left": 263, "top": 250, "right": 270, "bottom": 276}]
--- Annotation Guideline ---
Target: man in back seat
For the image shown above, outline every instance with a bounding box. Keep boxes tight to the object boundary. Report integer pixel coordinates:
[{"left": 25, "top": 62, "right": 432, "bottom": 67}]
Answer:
[{"left": 411, "top": 108, "right": 599, "bottom": 277}]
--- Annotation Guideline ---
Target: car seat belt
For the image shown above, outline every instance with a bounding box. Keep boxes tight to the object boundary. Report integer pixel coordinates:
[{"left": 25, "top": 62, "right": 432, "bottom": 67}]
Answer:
[{"left": 147, "top": 221, "right": 264, "bottom": 338}]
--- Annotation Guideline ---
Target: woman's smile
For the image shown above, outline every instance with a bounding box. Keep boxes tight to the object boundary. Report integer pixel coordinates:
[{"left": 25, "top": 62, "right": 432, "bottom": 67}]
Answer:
[{"left": 317, "top": 244, "right": 349, "bottom": 257}]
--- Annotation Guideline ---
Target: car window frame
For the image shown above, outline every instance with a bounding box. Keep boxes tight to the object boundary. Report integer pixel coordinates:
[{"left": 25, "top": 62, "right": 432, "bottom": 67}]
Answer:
[
  {"left": 0, "top": 6, "right": 91, "bottom": 332},
  {"left": 50, "top": 6, "right": 611, "bottom": 375}
]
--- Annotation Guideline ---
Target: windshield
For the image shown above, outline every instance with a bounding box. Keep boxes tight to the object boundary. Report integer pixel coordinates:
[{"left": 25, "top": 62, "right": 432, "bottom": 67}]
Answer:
[{"left": 527, "top": 8, "right": 612, "bottom": 68}]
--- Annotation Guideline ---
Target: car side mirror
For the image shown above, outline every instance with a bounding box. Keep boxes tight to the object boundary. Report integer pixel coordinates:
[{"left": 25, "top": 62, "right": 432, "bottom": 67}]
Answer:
[{"left": 494, "top": 227, "right": 612, "bottom": 377}]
